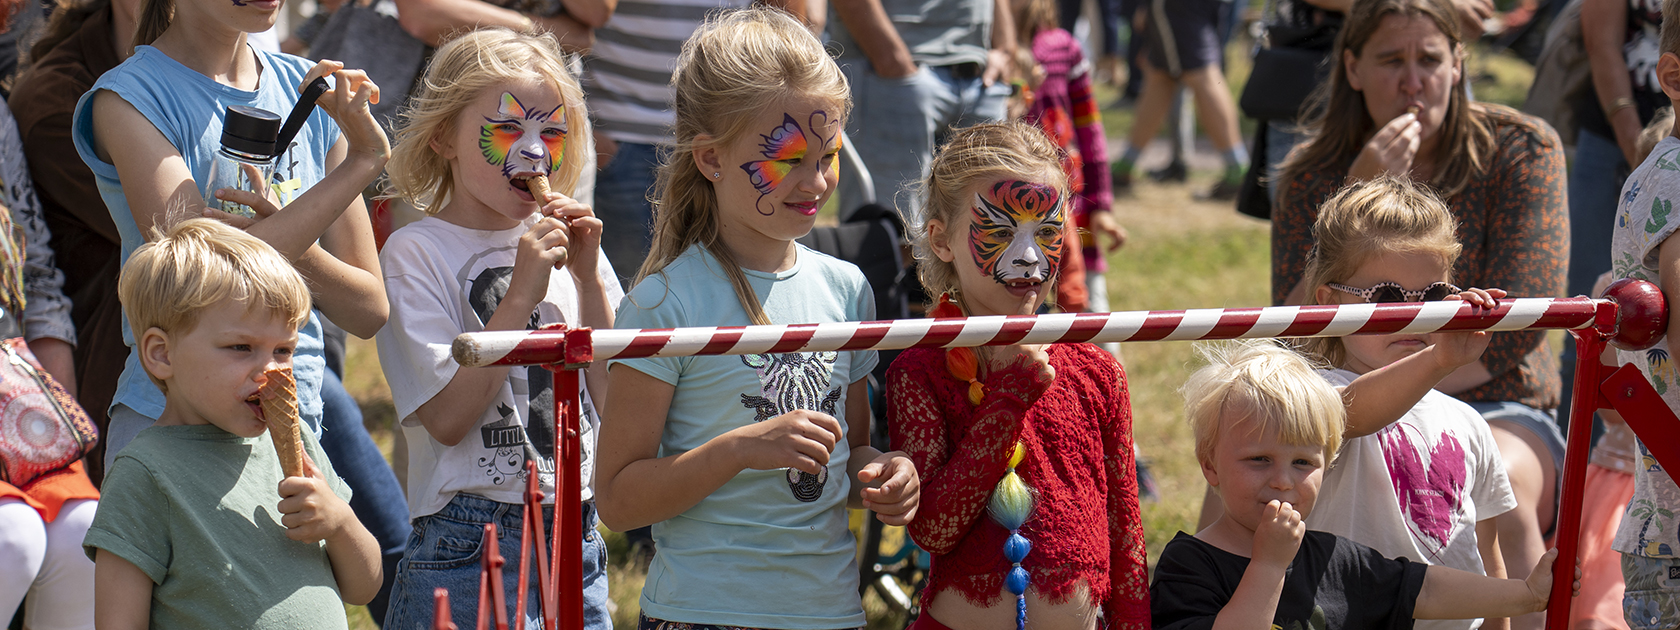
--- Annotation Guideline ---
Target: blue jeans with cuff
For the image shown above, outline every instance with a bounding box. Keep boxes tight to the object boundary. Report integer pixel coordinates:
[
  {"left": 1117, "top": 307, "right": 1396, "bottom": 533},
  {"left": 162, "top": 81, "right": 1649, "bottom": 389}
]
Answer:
[{"left": 384, "top": 494, "right": 610, "bottom": 630}]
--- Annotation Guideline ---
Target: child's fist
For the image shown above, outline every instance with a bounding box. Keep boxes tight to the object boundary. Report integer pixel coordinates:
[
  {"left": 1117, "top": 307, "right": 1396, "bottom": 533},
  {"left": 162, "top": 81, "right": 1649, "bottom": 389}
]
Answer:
[
  {"left": 858, "top": 450, "right": 920, "bottom": 525},
  {"left": 1522, "top": 549, "right": 1582, "bottom": 614},
  {"left": 1252, "top": 500, "right": 1306, "bottom": 568},
  {"left": 508, "top": 216, "right": 571, "bottom": 306},
  {"left": 726, "top": 409, "right": 844, "bottom": 475},
  {"left": 276, "top": 451, "right": 355, "bottom": 544}
]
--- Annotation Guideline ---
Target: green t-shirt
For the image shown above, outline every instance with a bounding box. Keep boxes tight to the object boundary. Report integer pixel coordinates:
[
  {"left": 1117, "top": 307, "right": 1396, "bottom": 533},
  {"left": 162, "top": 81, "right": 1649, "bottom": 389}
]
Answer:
[{"left": 84, "top": 423, "right": 354, "bottom": 629}]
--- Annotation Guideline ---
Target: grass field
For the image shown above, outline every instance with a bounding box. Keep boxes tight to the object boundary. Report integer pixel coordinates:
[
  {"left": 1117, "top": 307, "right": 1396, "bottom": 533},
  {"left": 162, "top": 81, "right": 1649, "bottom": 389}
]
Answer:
[{"left": 335, "top": 39, "right": 1540, "bottom": 629}]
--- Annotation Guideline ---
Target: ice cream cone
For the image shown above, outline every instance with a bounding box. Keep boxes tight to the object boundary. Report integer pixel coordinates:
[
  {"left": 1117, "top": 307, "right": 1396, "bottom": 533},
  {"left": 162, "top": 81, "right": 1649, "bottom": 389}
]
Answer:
[{"left": 260, "top": 365, "right": 305, "bottom": 478}]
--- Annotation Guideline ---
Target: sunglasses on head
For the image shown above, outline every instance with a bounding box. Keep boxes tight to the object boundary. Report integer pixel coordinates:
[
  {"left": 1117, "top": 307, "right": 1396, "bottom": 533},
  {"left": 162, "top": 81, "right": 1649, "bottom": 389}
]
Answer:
[{"left": 1328, "top": 281, "right": 1461, "bottom": 303}]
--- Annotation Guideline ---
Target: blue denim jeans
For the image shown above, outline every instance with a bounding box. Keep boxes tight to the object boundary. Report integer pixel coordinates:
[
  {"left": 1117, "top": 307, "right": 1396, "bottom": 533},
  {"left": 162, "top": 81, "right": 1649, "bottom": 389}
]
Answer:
[
  {"left": 594, "top": 140, "right": 662, "bottom": 286},
  {"left": 384, "top": 494, "right": 610, "bottom": 630},
  {"left": 836, "top": 59, "right": 1010, "bottom": 222},
  {"left": 318, "top": 369, "right": 410, "bottom": 625}
]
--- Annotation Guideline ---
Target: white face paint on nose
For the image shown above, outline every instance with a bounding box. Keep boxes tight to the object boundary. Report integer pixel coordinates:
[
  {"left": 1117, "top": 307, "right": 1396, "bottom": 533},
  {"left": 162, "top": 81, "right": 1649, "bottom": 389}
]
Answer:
[
  {"left": 513, "top": 132, "right": 548, "bottom": 168},
  {"left": 1003, "top": 229, "right": 1047, "bottom": 282}
]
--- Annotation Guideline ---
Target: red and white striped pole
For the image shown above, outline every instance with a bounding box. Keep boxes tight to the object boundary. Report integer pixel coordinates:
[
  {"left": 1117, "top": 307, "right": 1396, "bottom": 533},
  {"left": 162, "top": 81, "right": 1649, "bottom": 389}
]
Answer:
[
  {"left": 456, "top": 297, "right": 1611, "bottom": 367},
  {"left": 454, "top": 282, "right": 1670, "bottom": 630}
]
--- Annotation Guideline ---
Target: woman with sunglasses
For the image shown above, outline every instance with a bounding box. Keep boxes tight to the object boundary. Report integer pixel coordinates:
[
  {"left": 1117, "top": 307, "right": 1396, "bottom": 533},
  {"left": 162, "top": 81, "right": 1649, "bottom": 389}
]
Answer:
[{"left": 1268, "top": 2, "right": 1566, "bottom": 625}]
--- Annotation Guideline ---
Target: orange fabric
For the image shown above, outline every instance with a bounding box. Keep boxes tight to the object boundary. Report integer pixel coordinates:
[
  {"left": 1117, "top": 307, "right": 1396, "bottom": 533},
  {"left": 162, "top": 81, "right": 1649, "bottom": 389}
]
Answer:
[
  {"left": 1571, "top": 463, "right": 1634, "bottom": 630},
  {"left": 0, "top": 460, "right": 98, "bottom": 523}
]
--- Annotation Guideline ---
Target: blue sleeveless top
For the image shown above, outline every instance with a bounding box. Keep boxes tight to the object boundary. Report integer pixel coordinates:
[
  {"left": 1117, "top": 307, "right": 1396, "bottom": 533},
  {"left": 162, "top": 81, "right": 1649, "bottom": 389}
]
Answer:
[{"left": 72, "top": 45, "right": 341, "bottom": 428}]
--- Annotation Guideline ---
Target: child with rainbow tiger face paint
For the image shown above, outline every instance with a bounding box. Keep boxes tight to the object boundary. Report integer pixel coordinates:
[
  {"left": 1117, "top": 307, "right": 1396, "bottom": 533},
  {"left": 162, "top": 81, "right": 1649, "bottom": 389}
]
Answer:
[
  {"left": 376, "top": 28, "right": 622, "bottom": 630},
  {"left": 884, "top": 120, "right": 1151, "bottom": 630},
  {"left": 592, "top": 7, "right": 921, "bottom": 630}
]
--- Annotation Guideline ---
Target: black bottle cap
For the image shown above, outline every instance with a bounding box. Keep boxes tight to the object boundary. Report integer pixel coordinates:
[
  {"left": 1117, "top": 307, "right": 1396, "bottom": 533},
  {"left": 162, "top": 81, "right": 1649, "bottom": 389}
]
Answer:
[{"left": 220, "top": 105, "right": 281, "bottom": 156}]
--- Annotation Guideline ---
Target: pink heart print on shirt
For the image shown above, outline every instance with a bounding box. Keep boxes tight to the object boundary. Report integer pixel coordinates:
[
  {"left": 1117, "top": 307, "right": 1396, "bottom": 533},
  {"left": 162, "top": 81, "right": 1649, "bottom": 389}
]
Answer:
[{"left": 1380, "top": 426, "right": 1468, "bottom": 556}]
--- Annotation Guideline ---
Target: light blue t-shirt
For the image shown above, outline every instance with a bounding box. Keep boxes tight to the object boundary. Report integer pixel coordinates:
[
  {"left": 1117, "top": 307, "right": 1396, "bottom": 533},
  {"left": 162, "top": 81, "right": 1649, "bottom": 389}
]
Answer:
[
  {"left": 72, "top": 45, "right": 340, "bottom": 428},
  {"left": 611, "top": 244, "right": 877, "bottom": 629}
]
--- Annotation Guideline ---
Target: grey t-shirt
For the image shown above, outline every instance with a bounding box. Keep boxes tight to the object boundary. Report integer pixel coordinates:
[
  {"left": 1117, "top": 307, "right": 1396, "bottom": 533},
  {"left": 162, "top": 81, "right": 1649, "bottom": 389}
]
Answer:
[{"left": 827, "top": 0, "right": 991, "bottom": 67}]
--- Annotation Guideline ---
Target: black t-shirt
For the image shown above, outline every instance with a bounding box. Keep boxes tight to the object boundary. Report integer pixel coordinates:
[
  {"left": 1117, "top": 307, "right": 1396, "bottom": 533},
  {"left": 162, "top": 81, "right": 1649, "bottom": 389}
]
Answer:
[{"left": 1151, "top": 531, "right": 1429, "bottom": 630}]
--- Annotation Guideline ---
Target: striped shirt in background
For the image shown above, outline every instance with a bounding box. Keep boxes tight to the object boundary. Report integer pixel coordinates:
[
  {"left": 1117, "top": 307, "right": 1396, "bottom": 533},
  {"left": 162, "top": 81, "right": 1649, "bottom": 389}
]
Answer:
[{"left": 583, "top": 0, "right": 750, "bottom": 146}]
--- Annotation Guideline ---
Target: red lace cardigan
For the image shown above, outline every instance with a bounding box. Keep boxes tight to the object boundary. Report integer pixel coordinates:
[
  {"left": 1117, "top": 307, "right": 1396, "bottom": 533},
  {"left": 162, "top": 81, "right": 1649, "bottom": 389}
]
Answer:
[{"left": 885, "top": 343, "right": 1149, "bottom": 628}]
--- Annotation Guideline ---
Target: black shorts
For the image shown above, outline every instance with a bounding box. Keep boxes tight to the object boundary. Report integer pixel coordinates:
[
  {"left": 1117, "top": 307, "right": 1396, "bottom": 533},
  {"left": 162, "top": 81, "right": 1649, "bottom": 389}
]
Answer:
[{"left": 1141, "top": 0, "right": 1228, "bottom": 76}]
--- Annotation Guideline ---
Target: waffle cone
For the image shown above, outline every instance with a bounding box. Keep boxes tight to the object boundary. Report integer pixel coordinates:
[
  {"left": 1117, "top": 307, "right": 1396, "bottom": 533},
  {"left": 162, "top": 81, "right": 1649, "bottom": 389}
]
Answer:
[
  {"left": 260, "top": 366, "right": 305, "bottom": 478},
  {"left": 525, "top": 175, "right": 551, "bottom": 200}
]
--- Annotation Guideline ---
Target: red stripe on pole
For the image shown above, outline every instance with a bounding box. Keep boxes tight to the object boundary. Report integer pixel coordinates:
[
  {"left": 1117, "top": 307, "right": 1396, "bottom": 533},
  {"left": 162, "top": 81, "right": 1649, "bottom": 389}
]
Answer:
[
  {"left": 1534, "top": 297, "right": 1600, "bottom": 330},
  {"left": 1350, "top": 302, "right": 1423, "bottom": 335},
  {"left": 615, "top": 329, "right": 675, "bottom": 359},
  {"left": 498, "top": 331, "right": 570, "bottom": 366},
  {"left": 989, "top": 315, "right": 1040, "bottom": 346},
  {"left": 1206, "top": 308, "right": 1264, "bottom": 339},
  {"left": 837, "top": 320, "right": 894, "bottom": 351},
  {"left": 921, "top": 317, "right": 969, "bottom": 347},
  {"left": 1128, "top": 310, "right": 1187, "bottom": 342},
  {"left": 1058, "top": 312, "right": 1113, "bottom": 344},
  {"left": 700, "top": 327, "right": 745, "bottom": 356},
  {"left": 767, "top": 324, "right": 819, "bottom": 354},
  {"left": 1278, "top": 305, "right": 1340, "bottom": 337}
]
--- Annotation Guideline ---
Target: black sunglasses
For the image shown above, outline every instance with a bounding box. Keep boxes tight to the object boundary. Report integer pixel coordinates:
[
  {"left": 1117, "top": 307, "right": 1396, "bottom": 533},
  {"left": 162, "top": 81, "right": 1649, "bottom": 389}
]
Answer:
[{"left": 1328, "top": 281, "right": 1461, "bottom": 303}]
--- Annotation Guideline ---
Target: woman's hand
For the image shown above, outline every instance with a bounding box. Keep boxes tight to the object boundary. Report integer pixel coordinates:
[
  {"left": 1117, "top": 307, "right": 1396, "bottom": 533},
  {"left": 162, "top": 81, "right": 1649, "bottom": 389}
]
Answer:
[
  {"left": 302, "top": 61, "right": 389, "bottom": 163},
  {"left": 1348, "top": 112, "right": 1422, "bottom": 181},
  {"left": 724, "top": 409, "right": 844, "bottom": 475}
]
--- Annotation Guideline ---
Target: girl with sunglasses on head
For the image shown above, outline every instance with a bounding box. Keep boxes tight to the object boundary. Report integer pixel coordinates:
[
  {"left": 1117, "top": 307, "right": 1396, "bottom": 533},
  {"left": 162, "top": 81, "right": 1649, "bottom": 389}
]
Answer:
[{"left": 1291, "top": 174, "right": 1522, "bottom": 630}]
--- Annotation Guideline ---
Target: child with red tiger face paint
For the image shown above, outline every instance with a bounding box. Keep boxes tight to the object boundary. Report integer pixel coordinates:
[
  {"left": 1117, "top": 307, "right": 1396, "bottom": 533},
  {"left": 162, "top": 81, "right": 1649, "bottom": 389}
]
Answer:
[
  {"left": 890, "top": 121, "right": 1152, "bottom": 630},
  {"left": 931, "top": 176, "right": 1067, "bottom": 320}
]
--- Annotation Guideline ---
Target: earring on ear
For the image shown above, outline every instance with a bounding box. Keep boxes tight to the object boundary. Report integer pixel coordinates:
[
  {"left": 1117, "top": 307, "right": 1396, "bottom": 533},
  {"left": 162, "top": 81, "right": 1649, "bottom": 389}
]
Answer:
[{"left": 713, "top": 172, "right": 721, "bottom": 179}]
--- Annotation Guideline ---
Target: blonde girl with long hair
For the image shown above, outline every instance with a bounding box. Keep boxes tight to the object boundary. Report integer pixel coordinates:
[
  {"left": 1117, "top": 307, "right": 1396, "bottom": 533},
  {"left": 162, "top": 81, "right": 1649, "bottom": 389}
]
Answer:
[
  {"left": 884, "top": 120, "right": 1150, "bottom": 630},
  {"left": 593, "top": 7, "right": 920, "bottom": 629},
  {"left": 375, "top": 27, "right": 620, "bottom": 630}
]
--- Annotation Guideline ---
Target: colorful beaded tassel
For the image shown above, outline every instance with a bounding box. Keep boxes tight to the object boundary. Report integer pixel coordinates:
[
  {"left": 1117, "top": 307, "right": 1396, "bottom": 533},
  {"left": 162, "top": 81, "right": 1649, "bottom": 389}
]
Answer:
[{"left": 990, "top": 442, "right": 1033, "bottom": 630}]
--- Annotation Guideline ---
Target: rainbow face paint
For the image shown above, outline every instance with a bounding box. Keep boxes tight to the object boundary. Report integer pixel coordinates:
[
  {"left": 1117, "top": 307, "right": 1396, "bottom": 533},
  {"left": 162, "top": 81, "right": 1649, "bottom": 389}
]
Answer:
[
  {"left": 478, "top": 92, "right": 567, "bottom": 182},
  {"left": 737, "top": 111, "right": 841, "bottom": 216},
  {"left": 968, "top": 180, "right": 1065, "bottom": 285}
]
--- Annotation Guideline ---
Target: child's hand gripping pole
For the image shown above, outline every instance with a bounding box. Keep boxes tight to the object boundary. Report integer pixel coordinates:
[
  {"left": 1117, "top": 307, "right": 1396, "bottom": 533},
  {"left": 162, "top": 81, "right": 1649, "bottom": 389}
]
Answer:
[{"left": 259, "top": 365, "right": 305, "bottom": 478}]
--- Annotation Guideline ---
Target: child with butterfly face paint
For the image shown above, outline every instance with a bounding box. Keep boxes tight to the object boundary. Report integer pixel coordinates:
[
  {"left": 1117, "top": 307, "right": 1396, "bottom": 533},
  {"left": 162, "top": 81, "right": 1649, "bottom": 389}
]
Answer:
[
  {"left": 376, "top": 28, "right": 622, "bottom": 630},
  {"left": 592, "top": 7, "right": 920, "bottom": 630},
  {"left": 885, "top": 120, "right": 1150, "bottom": 630}
]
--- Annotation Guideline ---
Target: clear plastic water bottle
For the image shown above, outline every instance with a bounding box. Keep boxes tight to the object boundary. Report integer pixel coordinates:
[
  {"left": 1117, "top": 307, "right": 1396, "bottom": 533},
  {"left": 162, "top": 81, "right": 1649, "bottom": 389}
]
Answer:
[{"left": 202, "top": 105, "right": 281, "bottom": 218}]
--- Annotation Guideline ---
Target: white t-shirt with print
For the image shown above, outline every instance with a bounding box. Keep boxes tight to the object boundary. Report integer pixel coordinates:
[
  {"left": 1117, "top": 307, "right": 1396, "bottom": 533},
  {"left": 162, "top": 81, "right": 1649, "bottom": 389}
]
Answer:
[
  {"left": 377, "top": 215, "right": 623, "bottom": 518},
  {"left": 1308, "top": 369, "right": 1518, "bottom": 630},
  {"left": 1612, "top": 134, "right": 1680, "bottom": 559}
]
